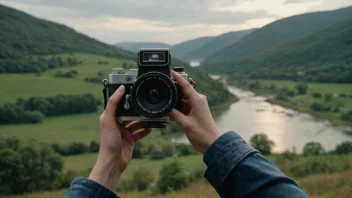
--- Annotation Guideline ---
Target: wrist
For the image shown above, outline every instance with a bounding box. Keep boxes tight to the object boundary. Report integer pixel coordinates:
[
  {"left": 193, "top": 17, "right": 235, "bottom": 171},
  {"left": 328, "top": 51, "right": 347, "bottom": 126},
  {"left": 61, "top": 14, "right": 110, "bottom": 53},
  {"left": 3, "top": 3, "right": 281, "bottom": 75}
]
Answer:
[{"left": 88, "top": 153, "right": 122, "bottom": 192}]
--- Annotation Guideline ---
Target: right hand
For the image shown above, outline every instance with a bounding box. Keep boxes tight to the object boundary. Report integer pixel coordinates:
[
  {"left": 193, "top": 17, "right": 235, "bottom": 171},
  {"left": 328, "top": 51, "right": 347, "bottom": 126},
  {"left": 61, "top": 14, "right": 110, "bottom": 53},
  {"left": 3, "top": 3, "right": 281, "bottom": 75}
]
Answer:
[{"left": 170, "top": 70, "right": 221, "bottom": 154}]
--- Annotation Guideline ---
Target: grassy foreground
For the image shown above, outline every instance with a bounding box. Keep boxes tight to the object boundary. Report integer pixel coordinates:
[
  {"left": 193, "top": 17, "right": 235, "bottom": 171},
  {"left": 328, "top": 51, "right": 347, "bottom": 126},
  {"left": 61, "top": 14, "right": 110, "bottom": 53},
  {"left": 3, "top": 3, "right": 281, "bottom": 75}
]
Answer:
[{"left": 3, "top": 154, "right": 352, "bottom": 198}]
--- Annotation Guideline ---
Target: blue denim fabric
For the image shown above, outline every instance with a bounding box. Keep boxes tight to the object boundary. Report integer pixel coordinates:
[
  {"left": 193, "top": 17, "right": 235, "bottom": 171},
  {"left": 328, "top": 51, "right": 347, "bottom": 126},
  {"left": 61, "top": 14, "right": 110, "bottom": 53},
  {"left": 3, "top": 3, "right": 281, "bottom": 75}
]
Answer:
[
  {"left": 65, "top": 177, "right": 119, "bottom": 198},
  {"left": 66, "top": 131, "right": 308, "bottom": 198},
  {"left": 203, "top": 131, "right": 308, "bottom": 198}
]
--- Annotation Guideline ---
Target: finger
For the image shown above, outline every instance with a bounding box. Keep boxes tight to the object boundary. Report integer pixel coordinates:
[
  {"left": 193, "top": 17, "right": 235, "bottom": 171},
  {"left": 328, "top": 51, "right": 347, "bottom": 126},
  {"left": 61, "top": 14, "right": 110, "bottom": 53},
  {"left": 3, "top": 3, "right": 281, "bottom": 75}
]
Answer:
[
  {"left": 121, "top": 120, "right": 133, "bottom": 127},
  {"left": 133, "top": 128, "right": 152, "bottom": 142},
  {"left": 105, "top": 85, "right": 125, "bottom": 118},
  {"left": 126, "top": 121, "right": 144, "bottom": 133},
  {"left": 171, "top": 70, "right": 197, "bottom": 99},
  {"left": 169, "top": 108, "right": 190, "bottom": 129}
]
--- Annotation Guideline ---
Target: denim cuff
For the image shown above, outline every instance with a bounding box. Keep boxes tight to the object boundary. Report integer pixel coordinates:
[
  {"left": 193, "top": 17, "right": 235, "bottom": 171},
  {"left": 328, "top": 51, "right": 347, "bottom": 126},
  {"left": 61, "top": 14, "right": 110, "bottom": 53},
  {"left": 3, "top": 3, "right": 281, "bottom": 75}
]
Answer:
[
  {"left": 203, "top": 131, "right": 259, "bottom": 190},
  {"left": 66, "top": 177, "right": 119, "bottom": 198}
]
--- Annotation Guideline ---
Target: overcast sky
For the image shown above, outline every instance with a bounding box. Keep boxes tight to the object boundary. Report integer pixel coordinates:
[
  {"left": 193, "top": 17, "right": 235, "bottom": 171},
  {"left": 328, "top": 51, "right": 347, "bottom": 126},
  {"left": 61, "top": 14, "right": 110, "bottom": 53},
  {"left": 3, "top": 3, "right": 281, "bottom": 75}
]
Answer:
[{"left": 1, "top": 0, "right": 351, "bottom": 45}]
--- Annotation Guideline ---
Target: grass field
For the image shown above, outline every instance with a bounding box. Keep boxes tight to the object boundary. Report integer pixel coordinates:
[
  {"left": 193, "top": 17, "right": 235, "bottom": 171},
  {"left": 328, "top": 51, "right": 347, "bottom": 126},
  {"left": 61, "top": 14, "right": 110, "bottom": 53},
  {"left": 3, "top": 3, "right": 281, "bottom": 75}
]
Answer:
[{"left": 0, "top": 53, "right": 134, "bottom": 103}]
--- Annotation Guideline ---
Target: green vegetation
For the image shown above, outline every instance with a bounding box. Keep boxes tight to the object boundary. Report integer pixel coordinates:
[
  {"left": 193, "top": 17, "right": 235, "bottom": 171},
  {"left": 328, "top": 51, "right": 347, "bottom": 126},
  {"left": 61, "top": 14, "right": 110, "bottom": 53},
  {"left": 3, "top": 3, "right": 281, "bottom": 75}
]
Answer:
[
  {"left": 115, "top": 42, "right": 171, "bottom": 53},
  {"left": 204, "top": 6, "right": 352, "bottom": 64},
  {"left": 250, "top": 133, "right": 275, "bottom": 155},
  {"left": 203, "top": 17, "right": 352, "bottom": 83},
  {"left": 182, "top": 29, "right": 255, "bottom": 61},
  {"left": 229, "top": 78, "right": 352, "bottom": 126},
  {"left": 0, "top": 5, "right": 133, "bottom": 73}
]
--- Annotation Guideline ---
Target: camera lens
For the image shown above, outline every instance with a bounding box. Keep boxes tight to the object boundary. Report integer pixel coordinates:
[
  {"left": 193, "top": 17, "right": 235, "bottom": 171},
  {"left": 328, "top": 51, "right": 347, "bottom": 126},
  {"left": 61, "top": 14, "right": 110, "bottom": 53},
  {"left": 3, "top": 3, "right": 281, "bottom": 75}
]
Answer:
[{"left": 130, "top": 72, "right": 178, "bottom": 118}]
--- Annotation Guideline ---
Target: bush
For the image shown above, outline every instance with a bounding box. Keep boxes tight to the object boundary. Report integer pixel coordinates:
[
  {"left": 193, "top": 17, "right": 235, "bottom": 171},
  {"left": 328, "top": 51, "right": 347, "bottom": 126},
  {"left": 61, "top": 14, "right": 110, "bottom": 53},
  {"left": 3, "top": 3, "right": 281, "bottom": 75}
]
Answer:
[
  {"left": 250, "top": 134, "right": 275, "bottom": 155},
  {"left": 66, "top": 142, "right": 88, "bottom": 155},
  {"left": 0, "top": 138, "right": 64, "bottom": 194},
  {"left": 275, "top": 92, "right": 288, "bottom": 101},
  {"left": 312, "top": 92, "right": 322, "bottom": 98},
  {"left": 60, "top": 170, "right": 78, "bottom": 188},
  {"left": 157, "top": 161, "right": 190, "bottom": 194},
  {"left": 311, "top": 102, "right": 330, "bottom": 112},
  {"left": 334, "top": 141, "right": 352, "bottom": 154},
  {"left": 161, "top": 144, "right": 175, "bottom": 157},
  {"left": 132, "top": 142, "right": 143, "bottom": 159},
  {"left": 324, "top": 93, "right": 333, "bottom": 103},
  {"left": 51, "top": 143, "right": 67, "bottom": 155},
  {"left": 295, "top": 83, "right": 308, "bottom": 95},
  {"left": 150, "top": 146, "right": 165, "bottom": 160},
  {"left": 303, "top": 142, "right": 326, "bottom": 156},
  {"left": 175, "top": 144, "right": 197, "bottom": 156},
  {"left": 285, "top": 90, "right": 296, "bottom": 97},
  {"left": 341, "top": 110, "right": 352, "bottom": 122},
  {"left": 131, "top": 168, "right": 154, "bottom": 191},
  {"left": 89, "top": 140, "right": 99, "bottom": 153},
  {"left": 338, "top": 93, "right": 347, "bottom": 98}
]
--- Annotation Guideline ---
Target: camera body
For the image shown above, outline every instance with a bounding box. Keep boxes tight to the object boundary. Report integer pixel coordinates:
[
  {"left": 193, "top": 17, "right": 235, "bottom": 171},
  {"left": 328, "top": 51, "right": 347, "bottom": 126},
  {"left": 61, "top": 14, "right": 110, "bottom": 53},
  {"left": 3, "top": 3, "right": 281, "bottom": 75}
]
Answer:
[{"left": 102, "top": 48, "right": 194, "bottom": 128}]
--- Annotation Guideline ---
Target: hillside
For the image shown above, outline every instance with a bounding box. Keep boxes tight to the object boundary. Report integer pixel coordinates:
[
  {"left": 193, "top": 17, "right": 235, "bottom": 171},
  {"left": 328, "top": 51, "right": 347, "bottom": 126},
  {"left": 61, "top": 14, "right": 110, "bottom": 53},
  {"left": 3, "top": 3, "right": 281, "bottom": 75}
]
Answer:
[
  {"left": 170, "top": 36, "right": 214, "bottom": 58},
  {"left": 202, "top": 17, "right": 352, "bottom": 83},
  {"left": 182, "top": 29, "right": 256, "bottom": 61},
  {"left": 204, "top": 6, "right": 352, "bottom": 64},
  {"left": 0, "top": 4, "right": 134, "bottom": 73},
  {"left": 115, "top": 42, "right": 172, "bottom": 52}
]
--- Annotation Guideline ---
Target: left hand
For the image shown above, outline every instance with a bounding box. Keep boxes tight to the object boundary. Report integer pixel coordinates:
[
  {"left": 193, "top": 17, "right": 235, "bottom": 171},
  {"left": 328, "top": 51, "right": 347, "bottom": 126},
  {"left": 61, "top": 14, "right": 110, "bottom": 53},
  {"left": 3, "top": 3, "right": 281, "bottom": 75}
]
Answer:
[{"left": 89, "top": 85, "right": 152, "bottom": 191}]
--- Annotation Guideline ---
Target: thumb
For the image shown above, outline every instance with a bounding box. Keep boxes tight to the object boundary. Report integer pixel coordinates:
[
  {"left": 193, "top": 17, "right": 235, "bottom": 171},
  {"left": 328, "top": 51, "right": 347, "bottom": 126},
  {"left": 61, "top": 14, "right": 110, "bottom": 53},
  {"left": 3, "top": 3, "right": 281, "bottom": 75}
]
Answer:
[{"left": 169, "top": 109, "right": 190, "bottom": 128}]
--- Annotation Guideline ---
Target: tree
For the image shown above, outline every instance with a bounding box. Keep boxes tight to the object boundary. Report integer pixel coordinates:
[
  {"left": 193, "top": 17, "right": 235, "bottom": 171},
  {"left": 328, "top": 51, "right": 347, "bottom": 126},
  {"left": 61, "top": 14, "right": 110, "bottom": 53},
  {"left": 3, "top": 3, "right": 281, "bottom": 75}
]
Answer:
[
  {"left": 334, "top": 141, "right": 352, "bottom": 154},
  {"left": 131, "top": 168, "right": 154, "bottom": 191},
  {"left": 295, "top": 83, "right": 308, "bottom": 95},
  {"left": 132, "top": 142, "right": 143, "bottom": 159},
  {"left": 89, "top": 140, "right": 99, "bottom": 153},
  {"left": 157, "top": 161, "right": 190, "bottom": 194},
  {"left": 303, "top": 142, "right": 325, "bottom": 156},
  {"left": 250, "top": 134, "right": 275, "bottom": 155}
]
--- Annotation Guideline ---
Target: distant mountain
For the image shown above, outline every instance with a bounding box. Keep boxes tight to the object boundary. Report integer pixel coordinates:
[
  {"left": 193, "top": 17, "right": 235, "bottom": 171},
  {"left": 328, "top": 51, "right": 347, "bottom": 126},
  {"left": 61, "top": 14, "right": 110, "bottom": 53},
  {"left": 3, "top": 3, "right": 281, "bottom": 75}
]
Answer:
[
  {"left": 204, "top": 6, "right": 352, "bottom": 64},
  {"left": 182, "top": 29, "right": 256, "bottom": 61},
  {"left": 202, "top": 17, "right": 352, "bottom": 83},
  {"left": 0, "top": 5, "right": 133, "bottom": 61},
  {"left": 170, "top": 36, "right": 215, "bottom": 58},
  {"left": 115, "top": 42, "right": 172, "bottom": 52}
]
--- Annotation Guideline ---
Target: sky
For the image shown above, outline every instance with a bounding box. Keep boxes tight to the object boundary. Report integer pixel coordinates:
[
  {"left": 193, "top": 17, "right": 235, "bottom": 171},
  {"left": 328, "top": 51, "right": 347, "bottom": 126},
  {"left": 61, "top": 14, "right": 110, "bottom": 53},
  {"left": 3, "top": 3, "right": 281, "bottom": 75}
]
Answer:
[{"left": 1, "top": 0, "right": 351, "bottom": 45}]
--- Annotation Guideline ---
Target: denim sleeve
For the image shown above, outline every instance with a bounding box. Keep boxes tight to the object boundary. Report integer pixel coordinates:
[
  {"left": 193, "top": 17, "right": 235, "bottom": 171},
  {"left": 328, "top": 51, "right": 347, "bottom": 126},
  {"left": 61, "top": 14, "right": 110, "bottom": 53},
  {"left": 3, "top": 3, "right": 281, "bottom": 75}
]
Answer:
[
  {"left": 65, "top": 177, "right": 119, "bottom": 198},
  {"left": 203, "top": 131, "right": 308, "bottom": 198}
]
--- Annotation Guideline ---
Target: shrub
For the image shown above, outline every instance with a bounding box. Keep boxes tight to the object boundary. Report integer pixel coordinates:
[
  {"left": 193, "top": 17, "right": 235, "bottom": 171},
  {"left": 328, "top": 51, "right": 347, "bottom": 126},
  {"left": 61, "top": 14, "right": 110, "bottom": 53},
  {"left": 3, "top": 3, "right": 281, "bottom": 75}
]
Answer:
[
  {"left": 312, "top": 92, "right": 322, "bottom": 98},
  {"left": 275, "top": 92, "right": 288, "bottom": 101},
  {"left": 341, "top": 110, "right": 352, "bottom": 122},
  {"left": 175, "top": 144, "right": 197, "bottom": 156},
  {"left": 0, "top": 138, "right": 63, "bottom": 194},
  {"left": 338, "top": 93, "right": 347, "bottom": 98},
  {"left": 311, "top": 102, "right": 330, "bottom": 112},
  {"left": 324, "top": 93, "right": 333, "bottom": 103},
  {"left": 60, "top": 170, "right": 78, "bottom": 188},
  {"left": 334, "top": 141, "right": 352, "bottom": 154},
  {"left": 150, "top": 146, "right": 165, "bottom": 160},
  {"left": 250, "top": 134, "right": 275, "bottom": 155},
  {"left": 303, "top": 142, "right": 325, "bottom": 156},
  {"left": 132, "top": 142, "right": 143, "bottom": 159},
  {"left": 157, "top": 161, "right": 190, "bottom": 194},
  {"left": 295, "top": 83, "right": 308, "bottom": 95},
  {"left": 131, "top": 168, "right": 154, "bottom": 191},
  {"left": 285, "top": 90, "right": 296, "bottom": 97},
  {"left": 161, "top": 144, "right": 175, "bottom": 157},
  {"left": 66, "top": 142, "right": 88, "bottom": 155},
  {"left": 51, "top": 143, "right": 67, "bottom": 155},
  {"left": 89, "top": 140, "right": 99, "bottom": 153}
]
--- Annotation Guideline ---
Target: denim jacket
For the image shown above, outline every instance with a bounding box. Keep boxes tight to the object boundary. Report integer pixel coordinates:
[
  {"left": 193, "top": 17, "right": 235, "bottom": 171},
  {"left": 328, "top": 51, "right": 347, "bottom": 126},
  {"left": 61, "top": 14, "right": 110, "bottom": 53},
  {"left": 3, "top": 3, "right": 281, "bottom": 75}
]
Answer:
[{"left": 66, "top": 131, "right": 308, "bottom": 198}]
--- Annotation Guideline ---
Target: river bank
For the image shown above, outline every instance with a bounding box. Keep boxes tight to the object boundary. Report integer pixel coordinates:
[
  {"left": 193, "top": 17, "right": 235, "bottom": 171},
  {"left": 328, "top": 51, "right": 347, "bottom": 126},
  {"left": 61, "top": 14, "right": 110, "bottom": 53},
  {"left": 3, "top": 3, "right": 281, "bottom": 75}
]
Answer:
[{"left": 226, "top": 78, "right": 352, "bottom": 128}]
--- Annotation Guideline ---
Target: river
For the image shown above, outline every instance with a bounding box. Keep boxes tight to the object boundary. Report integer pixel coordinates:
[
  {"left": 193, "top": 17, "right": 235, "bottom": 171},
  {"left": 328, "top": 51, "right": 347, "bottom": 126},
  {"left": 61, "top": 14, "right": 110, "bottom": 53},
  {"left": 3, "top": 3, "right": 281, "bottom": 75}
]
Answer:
[{"left": 173, "top": 75, "right": 352, "bottom": 153}]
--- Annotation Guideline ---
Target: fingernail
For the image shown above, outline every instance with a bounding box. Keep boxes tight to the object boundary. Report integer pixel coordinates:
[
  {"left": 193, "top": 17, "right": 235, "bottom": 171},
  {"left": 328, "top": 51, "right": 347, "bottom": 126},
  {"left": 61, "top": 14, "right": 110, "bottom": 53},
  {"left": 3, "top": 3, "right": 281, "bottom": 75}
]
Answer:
[{"left": 117, "top": 85, "right": 125, "bottom": 92}]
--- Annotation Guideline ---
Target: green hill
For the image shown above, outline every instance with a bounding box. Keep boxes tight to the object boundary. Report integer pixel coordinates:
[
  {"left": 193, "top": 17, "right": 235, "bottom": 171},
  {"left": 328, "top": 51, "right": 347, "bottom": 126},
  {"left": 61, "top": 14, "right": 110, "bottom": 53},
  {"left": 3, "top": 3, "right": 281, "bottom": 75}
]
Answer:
[
  {"left": 115, "top": 42, "right": 172, "bottom": 52},
  {"left": 170, "top": 36, "right": 215, "bottom": 58},
  {"left": 204, "top": 6, "right": 352, "bottom": 64},
  {"left": 201, "top": 17, "right": 352, "bottom": 83},
  {"left": 182, "top": 29, "right": 256, "bottom": 61},
  {"left": 0, "top": 4, "right": 134, "bottom": 73}
]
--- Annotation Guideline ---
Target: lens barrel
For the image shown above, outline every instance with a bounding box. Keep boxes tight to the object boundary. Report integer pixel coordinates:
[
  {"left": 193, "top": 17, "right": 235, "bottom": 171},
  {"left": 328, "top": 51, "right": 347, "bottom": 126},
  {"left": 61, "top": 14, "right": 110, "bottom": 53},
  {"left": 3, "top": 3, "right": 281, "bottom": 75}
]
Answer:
[{"left": 130, "top": 72, "right": 177, "bottom": 118}]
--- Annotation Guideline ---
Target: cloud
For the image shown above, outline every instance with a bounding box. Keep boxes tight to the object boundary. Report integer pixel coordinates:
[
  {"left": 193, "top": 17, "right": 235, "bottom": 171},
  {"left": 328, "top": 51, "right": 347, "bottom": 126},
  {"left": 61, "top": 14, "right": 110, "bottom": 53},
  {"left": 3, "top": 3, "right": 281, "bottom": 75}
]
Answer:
[{"left": 0, "top": 0, "right": 351, "bottom": 44}]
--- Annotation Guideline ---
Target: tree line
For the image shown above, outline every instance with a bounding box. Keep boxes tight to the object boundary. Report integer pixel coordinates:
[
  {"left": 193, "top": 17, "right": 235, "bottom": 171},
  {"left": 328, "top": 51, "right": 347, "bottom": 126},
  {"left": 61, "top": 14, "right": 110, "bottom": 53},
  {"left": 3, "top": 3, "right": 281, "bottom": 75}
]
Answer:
[
  {"left": 0, "top": 56, "right": 81, "bottom": 73},
  {"left": 0, "top": 94, "right": 100, "bottom": 124}
]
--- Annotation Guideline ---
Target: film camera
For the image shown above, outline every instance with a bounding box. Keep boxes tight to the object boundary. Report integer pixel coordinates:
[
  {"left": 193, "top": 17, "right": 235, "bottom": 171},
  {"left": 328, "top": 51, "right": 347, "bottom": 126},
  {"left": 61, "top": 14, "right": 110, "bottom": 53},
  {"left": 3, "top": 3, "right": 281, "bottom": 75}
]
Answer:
[{"left": 102, "top": 48, "right": 195, "bottom": 128}]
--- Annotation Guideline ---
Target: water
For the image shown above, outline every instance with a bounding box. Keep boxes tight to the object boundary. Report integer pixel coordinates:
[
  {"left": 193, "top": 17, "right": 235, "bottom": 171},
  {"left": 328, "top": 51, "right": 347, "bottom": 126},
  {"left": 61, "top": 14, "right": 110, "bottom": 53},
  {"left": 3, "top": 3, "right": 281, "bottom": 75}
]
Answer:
[{"left": 174, "top": 76, "right": 352, "bottom": 152}]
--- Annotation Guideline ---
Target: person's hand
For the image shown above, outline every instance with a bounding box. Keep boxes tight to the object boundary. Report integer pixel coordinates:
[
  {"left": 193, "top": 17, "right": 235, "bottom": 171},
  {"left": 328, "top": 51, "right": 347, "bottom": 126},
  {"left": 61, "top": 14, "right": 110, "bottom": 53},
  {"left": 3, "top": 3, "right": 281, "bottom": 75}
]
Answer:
[
  {"left": 89, "top": 85, "right": 152, "bottom": 191},
  {"left": 170, "top": 70, "right": 221, "bottom": 154}
]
